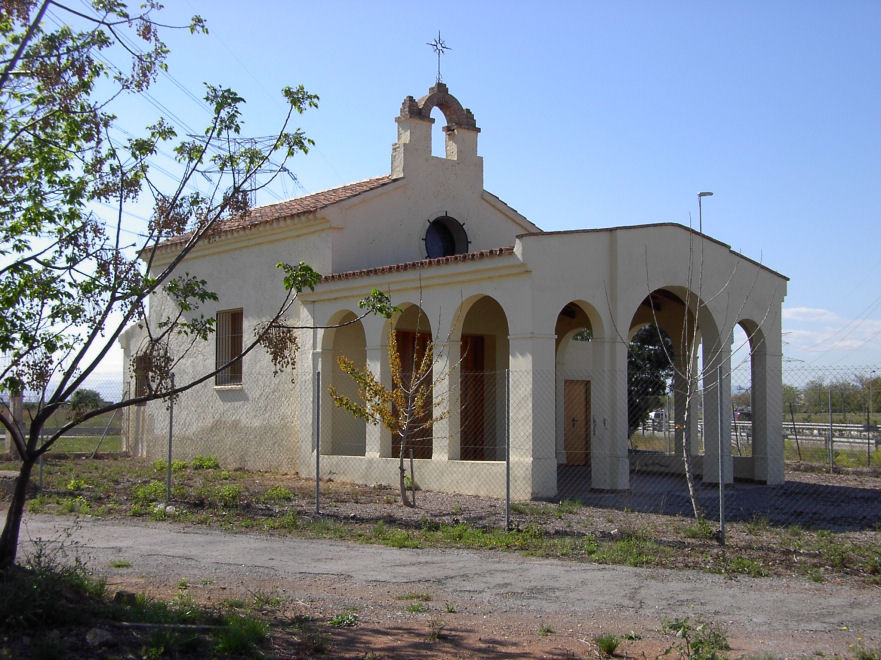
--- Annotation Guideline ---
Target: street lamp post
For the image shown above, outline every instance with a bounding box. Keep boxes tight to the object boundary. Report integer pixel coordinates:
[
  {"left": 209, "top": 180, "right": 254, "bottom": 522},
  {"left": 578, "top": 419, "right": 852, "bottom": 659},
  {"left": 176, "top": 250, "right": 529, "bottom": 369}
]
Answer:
[
  {"left": 698, "top": 191, "right": 713, "bottom": 233},
  {"left": 866, "top": 370, "right": 877, "bottom": 466}
]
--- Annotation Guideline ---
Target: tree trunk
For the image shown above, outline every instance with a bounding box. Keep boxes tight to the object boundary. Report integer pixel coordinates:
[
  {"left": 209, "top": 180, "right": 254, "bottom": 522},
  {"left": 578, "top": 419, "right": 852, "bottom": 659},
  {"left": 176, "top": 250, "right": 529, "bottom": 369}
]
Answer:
[
  {"left": 398, "top": 436, "right": 414, "bottom": 508},
  {"left": 681, "top": 406, "right": 703, "bottom": 520},
  {"left": 0, "top": 454, "right": 36, "bottom": 569}
]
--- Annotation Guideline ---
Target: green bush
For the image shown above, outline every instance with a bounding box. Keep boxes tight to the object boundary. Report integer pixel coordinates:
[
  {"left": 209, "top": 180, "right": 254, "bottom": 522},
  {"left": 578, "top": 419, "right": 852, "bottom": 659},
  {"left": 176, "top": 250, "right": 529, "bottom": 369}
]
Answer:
[
  {"left": 260, "top": 485, "right": 292, "bottom": 503},
  {"left": 192, "top": 455, "right": 220, "bottom": 470},
  {"left": 133, "top": 480, "right": 165, "bottom": 504},
  {"left": 214, "top": 484, "right": 242, "bottom": 508}
]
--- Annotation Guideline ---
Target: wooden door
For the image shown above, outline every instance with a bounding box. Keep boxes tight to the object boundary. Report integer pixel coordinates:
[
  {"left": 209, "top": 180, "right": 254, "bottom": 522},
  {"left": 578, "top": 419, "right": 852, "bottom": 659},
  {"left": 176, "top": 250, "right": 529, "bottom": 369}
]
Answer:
[
  {"left": 564, "top": 380, "right": 591, "bottom": 466},
  {"left": 393, "top": 330, "right": 432, "bottom": 459},
  {"left": 460, "top": 335, "right": 485, "bottom": 460}
]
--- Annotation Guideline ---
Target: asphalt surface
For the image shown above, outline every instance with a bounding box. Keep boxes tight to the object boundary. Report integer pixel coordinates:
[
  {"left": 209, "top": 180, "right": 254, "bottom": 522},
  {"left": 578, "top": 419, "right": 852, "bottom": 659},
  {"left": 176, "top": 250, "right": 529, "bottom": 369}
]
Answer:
[{"left": 18, "top": 513, "right": 881, "bottom": 655}]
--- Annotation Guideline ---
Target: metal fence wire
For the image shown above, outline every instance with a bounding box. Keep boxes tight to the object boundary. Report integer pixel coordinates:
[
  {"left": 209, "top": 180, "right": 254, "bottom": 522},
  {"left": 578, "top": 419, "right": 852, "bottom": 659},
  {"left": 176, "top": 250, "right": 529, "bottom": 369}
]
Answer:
[
  {"left": 110, "top": 364, "right": 881, "bottom": 532},
  {"left": 9, "top": 364, "right": 881, "bottom": 536}
]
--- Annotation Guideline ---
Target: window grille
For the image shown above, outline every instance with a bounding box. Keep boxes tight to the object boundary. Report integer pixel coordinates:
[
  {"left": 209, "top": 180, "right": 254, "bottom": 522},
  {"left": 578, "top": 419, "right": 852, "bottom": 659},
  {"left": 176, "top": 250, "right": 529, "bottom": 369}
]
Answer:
[{"left": 216, "top": 308, "right": 243, "bottom": 385}]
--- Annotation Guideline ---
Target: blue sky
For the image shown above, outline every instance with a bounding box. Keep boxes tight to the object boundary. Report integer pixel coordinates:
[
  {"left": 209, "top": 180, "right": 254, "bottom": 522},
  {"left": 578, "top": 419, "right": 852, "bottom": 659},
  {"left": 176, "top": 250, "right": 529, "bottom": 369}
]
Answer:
[{"left": 66, "top": 0, "right": 880, "bottom": 384}]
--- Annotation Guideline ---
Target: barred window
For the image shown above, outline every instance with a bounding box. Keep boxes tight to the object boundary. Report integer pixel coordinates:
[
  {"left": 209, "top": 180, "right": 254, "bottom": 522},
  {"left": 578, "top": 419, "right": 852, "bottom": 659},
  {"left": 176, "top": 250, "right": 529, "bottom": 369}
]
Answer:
[
  {"left": 134, "top": 354, "right": 151, "bottom": 405},
  {"left": 216, "top": 308, "right": 243, "bottom": 386}
]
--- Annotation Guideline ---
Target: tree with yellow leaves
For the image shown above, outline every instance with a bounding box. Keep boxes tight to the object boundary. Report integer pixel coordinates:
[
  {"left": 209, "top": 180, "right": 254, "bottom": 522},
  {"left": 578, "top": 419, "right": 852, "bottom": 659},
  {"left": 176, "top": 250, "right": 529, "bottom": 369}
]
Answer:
[{"left": 329, "top": 328, "right": 449, "bottom": 507}]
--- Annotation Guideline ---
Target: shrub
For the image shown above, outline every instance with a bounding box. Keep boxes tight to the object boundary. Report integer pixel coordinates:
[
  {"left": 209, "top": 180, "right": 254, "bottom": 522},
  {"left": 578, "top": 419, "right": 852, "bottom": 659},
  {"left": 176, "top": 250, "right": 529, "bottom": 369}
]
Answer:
[
  {"left": 192, "top": 455, "right": 220, "bottom": 470},
  {"left": 133, "top": 480, "right": 165, "bottom": 504},
  {"left": 214, "top": 484, "right": 242, "bottom": 508},
  {"left": 260, "top": 485, "right": 292, "bottom": 503},
  {"left": 595, "top": 633, "right": 620, "bottom": 656}
]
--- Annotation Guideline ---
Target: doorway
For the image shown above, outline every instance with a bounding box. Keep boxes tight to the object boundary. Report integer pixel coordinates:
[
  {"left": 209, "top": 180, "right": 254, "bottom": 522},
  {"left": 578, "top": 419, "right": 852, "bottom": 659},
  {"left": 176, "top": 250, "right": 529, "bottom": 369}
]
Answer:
[{"left": 564, "top": 379, "right": 591, "bottom": 466}]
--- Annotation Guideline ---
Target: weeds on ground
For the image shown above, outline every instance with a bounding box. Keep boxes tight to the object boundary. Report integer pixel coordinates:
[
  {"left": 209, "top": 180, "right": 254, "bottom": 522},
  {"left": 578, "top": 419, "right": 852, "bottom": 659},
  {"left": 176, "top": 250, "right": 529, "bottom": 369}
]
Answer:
[
  {"left": 854, "top": 644, "right": 881, "bottom": 660},
  {"left": 426, "top": 617, "right": 446, "bottom": 641},
  {"left": 1, "top": 535, "right": 270, "bottom": 658},
  {"left": 663, "top": 617, "right": 730, "bottom": 659},
  {"left": 594, "top": 632, "right": 620, "bottom": 656},
  {"left": 685, "top": 517, "right": 715, "bottom": 539},
  {"left": 538, "top": 623, "right": 554, "bottom": 636},
  {"left": 191, "top": 455, "right": 220, "bottom": 470},
  {"left": 329, "top": 611, "right": 358, "bottom": 627},
  {"left": 290, "top": 615, "right": 331, "bottom": 654}
]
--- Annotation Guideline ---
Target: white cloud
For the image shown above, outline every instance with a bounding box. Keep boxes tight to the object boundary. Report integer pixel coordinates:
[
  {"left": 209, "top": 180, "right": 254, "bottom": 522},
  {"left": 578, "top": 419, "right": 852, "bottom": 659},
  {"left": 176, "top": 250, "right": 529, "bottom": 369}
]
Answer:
[{"left": 782, "top": 307, "right": 841, "bottom": 323}]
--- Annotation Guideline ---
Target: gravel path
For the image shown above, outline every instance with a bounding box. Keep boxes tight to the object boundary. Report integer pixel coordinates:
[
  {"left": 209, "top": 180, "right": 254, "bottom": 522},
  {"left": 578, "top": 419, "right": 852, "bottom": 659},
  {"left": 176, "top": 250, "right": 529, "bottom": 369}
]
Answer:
[{"left": 19, "top": 514, "right": 881, "bottom": 658}]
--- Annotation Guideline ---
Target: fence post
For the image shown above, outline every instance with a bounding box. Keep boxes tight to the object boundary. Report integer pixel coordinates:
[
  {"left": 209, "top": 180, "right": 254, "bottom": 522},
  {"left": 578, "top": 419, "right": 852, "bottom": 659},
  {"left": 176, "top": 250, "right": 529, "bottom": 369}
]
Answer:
[
  {"left": 409, "top": 448, "right": 415, "bottom": 507},
  {"left": 717, "top": 365, "right": 725, "bottom": 547},
  {"left": 505, "top": 369, "right": 510, "bottom": 532},
  {"left": 315, "top": 370, "right": 321, "bottom": 515},
  {"left": 828, "top": 389, "right": 834, "bottom": 470},
  {"left": 165, "top": 375, "right": 175, "bottom": 505}
]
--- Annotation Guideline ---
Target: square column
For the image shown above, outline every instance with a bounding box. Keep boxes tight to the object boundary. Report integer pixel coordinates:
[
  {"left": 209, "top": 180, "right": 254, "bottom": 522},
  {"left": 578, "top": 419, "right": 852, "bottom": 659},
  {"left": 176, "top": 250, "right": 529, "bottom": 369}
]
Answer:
[
  {"left": 751, "top": 328, "right": 784, "bottom": 484},
  {"left": 508, "top": 333, "right": 557, "bottom": 498},
  {"left": 432, "top": 340, "right": 461, "bottom": 460},
  {"left": 590, "top": 338, "right": 630, "bottom": 491}
]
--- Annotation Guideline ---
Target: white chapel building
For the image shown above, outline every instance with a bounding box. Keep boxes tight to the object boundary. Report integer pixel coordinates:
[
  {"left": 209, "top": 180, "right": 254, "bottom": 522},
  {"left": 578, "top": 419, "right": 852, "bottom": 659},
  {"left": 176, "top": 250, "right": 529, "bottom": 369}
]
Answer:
[{"left": 121, "top": 83, "right": 788, "bottom": 498}]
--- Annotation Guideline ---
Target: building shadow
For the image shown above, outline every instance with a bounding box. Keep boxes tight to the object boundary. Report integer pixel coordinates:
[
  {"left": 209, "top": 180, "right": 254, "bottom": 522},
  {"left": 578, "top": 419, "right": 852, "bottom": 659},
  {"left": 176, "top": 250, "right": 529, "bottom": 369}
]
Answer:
[{"left": 556, "top": 460, "right": 881, "bottom": 531}]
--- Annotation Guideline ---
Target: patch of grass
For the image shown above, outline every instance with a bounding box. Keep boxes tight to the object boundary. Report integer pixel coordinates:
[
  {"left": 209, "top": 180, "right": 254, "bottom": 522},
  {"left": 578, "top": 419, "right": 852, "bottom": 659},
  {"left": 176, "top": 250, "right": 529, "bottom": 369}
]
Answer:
[
  {"left": 214, "top": 614, "right": 269, "bottom": 655},
  {"left": 723, "top": 555, "right": 767, "bottom": 577},
  {"left": 556, "top": 499, "right": 580, "bottom": 518},
  {"left": 854, "top": 644, "right": 881, "bottom": 660},
  {"left": 251, "top": 590, "right": 284, "bottom": 608},
  {"left": 746, "top": 514, "right": 770, "bottom": 535},
  {"left": 109, "top": 560, "right": 131, "bottom": 568},
  {"left": 398, "top": 592, "right": 432, "bottom": 601},
  {"left": 51, "top": 435, "right": 122, "bottom": 453},
  {"left": 406, "top": 601, "right": 428, "bottom": 613},
  {"left": 538, "top": 623, "right": 554, "bottom": 636},
  {"left": 329, "top": 611, "right": 359, "bottom": 627},
  {"left": 595, "top": 632, "right": 620, "bottom": 656},
  {"left": 444, "top": 602, "right": 456, "bottom": 613},
  {"left": 588, "top": 533, "right": 671, "bottom": 567},
  {"left": 685, "top": 517, "right": 715, "bottom": 539}
]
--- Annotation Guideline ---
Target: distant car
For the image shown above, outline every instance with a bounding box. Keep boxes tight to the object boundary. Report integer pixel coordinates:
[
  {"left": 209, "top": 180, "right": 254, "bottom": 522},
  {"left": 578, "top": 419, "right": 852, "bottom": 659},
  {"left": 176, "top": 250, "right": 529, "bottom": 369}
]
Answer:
[{"left": 733, "top": 409, "right": 751, "bottom": 421}]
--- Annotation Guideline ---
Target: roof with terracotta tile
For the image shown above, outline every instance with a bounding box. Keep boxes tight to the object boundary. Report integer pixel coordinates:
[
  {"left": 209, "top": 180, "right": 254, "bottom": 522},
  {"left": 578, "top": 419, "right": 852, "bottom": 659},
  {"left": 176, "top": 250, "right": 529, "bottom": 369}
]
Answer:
[
  {"left": 157, "top": 175, "right": 396, "bottom": 249},
  {"left": 320, "top": 246, "right": 516, "bottom": 283}
]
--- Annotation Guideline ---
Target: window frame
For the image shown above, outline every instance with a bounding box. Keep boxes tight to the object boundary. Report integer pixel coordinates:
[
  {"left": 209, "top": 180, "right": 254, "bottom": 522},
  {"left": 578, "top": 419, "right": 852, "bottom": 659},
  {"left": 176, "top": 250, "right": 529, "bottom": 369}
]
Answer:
[{"left": 215, "top": 308, "right": 244, "bottom": 386}]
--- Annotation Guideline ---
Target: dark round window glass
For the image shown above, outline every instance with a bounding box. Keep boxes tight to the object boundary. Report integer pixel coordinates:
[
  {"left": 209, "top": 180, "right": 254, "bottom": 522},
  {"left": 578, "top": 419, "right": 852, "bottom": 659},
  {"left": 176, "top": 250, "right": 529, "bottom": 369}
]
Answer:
[{"left": 425, "top": 216, "right": 467, "bottom": 258}]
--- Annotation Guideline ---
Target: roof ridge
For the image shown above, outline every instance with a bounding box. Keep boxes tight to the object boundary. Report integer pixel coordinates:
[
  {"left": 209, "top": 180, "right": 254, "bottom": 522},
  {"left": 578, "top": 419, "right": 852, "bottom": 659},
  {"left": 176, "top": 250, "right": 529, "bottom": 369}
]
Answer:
[{"left": 321, "top": 246, "right": 515, "bottom": 283}]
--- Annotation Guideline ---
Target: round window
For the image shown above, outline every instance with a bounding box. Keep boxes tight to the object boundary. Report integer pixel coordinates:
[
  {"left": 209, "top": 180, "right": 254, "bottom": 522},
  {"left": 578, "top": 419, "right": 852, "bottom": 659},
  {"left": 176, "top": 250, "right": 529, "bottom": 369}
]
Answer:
[{"left": 424, "top": 216, "right": 468, "bottom": 258}]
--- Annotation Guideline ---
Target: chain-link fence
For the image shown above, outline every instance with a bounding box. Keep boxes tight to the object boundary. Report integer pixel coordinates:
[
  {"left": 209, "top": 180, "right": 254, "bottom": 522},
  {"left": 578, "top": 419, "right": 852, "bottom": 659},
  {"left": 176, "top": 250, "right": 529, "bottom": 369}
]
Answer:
[{"left": 102, "top": 363, "right": 881, "bottom": 537}]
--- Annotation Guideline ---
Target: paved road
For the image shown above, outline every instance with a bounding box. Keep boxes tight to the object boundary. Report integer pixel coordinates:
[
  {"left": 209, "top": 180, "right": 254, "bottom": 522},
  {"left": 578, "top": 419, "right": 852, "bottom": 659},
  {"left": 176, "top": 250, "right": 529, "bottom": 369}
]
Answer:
[{"left": 19, "top": 514, "right": 881, "bottom": 655}]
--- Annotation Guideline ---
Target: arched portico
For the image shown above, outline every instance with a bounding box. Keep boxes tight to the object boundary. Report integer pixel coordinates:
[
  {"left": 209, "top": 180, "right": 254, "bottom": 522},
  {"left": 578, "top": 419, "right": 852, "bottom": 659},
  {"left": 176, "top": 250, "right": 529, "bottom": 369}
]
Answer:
[
  {"left": 554, "top": 301, "right": 600, "bottom": 473},
  {"left": 320, "top": 310, "right": 367, "bottom": 456},
  {"left": 389, "top": 304, "right": 434, "bottom": 459},
  {"left": 448, "top": 295, "right": 509, "bottom": 461},
  {"left": 734, "top": 319, "right": 784, "bottom": 483},
  {"left": 625, "top": 286, "right": 733, "bottom": 484}
]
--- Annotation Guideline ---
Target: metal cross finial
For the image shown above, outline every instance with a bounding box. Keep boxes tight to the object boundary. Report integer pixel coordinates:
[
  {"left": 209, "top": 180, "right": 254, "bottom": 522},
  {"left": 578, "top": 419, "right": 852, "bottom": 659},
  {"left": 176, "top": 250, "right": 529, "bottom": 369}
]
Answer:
[{"left": 427, "top": 31, "right": 451, "bottom": 84}]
